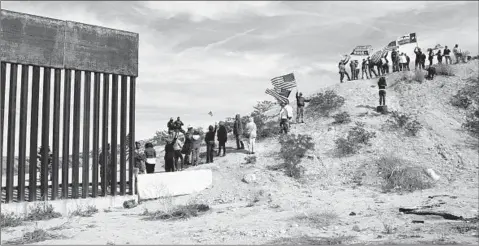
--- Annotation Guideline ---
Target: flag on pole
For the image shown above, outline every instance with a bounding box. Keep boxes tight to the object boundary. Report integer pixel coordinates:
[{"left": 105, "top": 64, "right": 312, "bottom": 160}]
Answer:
[
  {"left": 265, "top": 88, "right": 289, "bottom": 105},
  {"left": 385, "top": 40, "right": 398, "bottom": 51},
  {"left": 271, "top": 73, "right": 296, "bottom": 90},
  {"left": 371, "top": 48, "right": 387, "bottom": 63}
]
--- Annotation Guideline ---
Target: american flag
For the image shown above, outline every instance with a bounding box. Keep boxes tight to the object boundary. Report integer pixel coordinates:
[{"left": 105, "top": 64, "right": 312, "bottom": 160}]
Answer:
[
  {"left": 271, "top": 73, "right": 296, "bottom": 90},
  {"left": 371, "top": 48, "right": 387, "bottom": 63},
  {"left": 265, "top": 88, "right": 289, "bottom": 104}
]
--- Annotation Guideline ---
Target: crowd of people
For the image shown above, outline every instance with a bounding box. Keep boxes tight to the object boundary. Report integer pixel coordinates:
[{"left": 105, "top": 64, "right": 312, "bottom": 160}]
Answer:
[{"left": 338, "top": 44, "right": 467, "bottom": 83}]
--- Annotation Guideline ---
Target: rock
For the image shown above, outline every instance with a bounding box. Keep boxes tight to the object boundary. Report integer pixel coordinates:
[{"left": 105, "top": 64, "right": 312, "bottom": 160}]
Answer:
[
  {"left": 123, "top": 199, "right": 137, "bottom": 209},
  {"left": 349, "top": 212, "right": 356, "bottom": 216},
  {"left": 352, "top": 225, "right": 361, "bottom": 232},
  {"left": 242, "top": 174, "right": 257, "bottom": 184}
]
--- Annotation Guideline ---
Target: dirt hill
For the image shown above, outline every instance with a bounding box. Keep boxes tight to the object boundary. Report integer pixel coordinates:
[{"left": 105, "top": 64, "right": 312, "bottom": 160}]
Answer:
[{"left": 1, "top": 61, "right": 478, "bottom": 245}]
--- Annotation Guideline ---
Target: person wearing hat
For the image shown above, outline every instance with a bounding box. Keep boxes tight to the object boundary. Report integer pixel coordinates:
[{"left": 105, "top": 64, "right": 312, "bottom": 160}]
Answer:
[
  {"left": 217, "top": 121, "right": 228, "bottom": 157},
  {"left": 167, "top": 117, "right": 175, "bottom": 134},
  {"left": 144, "top": 142, "right": 157, "bottom": 174},
  {"left": 295, "top": 91, "right": 310, "bottom": 124}
]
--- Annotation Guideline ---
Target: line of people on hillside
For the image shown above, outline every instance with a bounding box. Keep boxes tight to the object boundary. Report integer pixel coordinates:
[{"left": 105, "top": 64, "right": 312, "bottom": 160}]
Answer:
[{"left": 338, "top": 44, "right": 467, "bottom": 83}]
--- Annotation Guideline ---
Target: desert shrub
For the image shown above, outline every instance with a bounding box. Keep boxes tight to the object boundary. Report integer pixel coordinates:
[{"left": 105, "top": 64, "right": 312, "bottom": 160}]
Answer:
[
  {"left": 463, "top": 109, "right": 479, "bottom": 136},
  {"left": 70, "top": 205, "right": 98, "bottom": 217},
  {"left": 387, "top": 111, "right": 423, "bottom": 136},
  {"left": 294, "top": 211, "right": 338, "bottom": 228},
  {"left": 25, "top": 203, "right": 62, "bottom": 221},
  {"left": 278, "top": 134, "right": 315, "bottom": 179},
  {"left": 335, "top": 122, "right": 376, "bottom": 155},
  {"left": 332, "top": 111, "right": 351, "bottom": 124},
  {"left": 376, "top": 155, "right": 433, "bottom": 192},
  {"left": 306, "top": 90, "right": 345, "bottom": 116},
  {"left": 250, "top": 101, "right": 278, "bottom": 140},
  {"left": 1, "top": 212, "right": 23, "bottom": 228},
  {"left": 141, "top": 203, "right": 210, "bottom": 221},
  {"left": 244, "top": 155, "right": 257, "bottom": 164},
  {"left": 451, "top": 92, "right": 473, "bottom": 109},
  {"left": 4, "top": 228, "right": 63, "bottom": 245},
  {"left": 434, "top": 64, "right": 455, "bottom": 76},
  {"left": 412, "top": 69, "right": 425, "bottom": 83}
]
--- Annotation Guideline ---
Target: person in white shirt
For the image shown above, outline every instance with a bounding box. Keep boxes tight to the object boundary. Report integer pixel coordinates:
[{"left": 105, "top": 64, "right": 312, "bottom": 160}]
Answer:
[
  {"left": 244, "top": 117, "right": 257, "bottom": 155},
  {"left": 279, "top": 102, "right": 291, "bottom": 134}
]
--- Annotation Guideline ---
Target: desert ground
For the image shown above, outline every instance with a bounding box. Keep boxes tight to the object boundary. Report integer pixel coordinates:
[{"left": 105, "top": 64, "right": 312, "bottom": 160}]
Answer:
[{"left": 1, "top": 61, "right": 478, "bottom": 245}]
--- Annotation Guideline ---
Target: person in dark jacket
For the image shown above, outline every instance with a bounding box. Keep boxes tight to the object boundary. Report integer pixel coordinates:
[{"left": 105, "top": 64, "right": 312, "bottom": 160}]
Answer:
[
  {"left": 426, "top": 65, "right": 436, "bottom": 80},
  {"left": 428, "top": 49, "right": 435, "bottom": 66},
  {"left": 99, "top": 144, "right": 112, "bottom": 192},
  {"left": 406, "top": 54, "right": 411, "bottom": 71},
  {"left": 217, "top": 122, "right": 228, "bottom": 157},
  {"left": 174, "top": 117, "right": 185, "bottom": 134},
  {"left": 233, "top": 114, "right": 244, "bottom": 150},
  {"left": 338, "top": 61, "right": 351, "bottom": 83},
  {"left": 436, "top": 50, "right": 443, "bottom": 64},
  {"left": 378, "top": 76, "right": 387, "bottom": 106},
  {"left": 164, "top": 134, "right": 177, "bottom": 172},
  {"left": 205, "top": 124, "right": 218, "bottom": 163},
  {"left": 167, "top": 118, "right": 175, "bottom": 134},
  {"left": 361, "top": 59, "right": 370, "bottom": 79},
  {"left": 443, "top": 46, "right": 452, "bottom": 64},
  {"left": 367, "top": 57, "right": 378, "bottom": 78},
  {"left": 296, "top": 91, "right": 310, "bottom": 123},
  {"left": 414, "top": 47, "right": 423, "bottom": 70},
  {"left": 391, "top": 48, "right": 399, "bottom": 72},
  {"left": 144, "top": 142, "right": 157, "bottom": 174},
  {"left": 349, "top": 60, "right": 356, "bottom": 81},
  {"left": 421, "top": 53, "right": 427, "bottom": 69}
]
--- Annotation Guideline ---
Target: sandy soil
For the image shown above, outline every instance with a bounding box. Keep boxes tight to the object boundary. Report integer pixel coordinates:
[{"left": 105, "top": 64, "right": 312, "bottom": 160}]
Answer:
[{"left": 1, "top": 62, "right": 478, "bottom": 245}]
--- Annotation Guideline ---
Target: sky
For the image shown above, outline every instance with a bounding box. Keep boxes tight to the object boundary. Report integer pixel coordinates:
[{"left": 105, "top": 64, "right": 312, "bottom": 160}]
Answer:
[{"left": 2, "top": 1, "right": 479, "bottom": 141}]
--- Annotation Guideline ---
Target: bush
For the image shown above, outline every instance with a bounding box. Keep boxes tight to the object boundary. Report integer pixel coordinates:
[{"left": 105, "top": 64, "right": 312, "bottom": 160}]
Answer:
[
  {"left": 250, "top": 101, "right": 278, "bottom": 140},
  {"left": 141, "top": 203, "right": 210, "bottom": 221},
  {"left": 451, "top": 92, "right": 473, "bottom": 109},
  {"left": 25, "top": 203, "right": 62, "bottom": 221},
  {"left": 4, "top": 228, "right": 62, "bottom": 245},
  {"left": 463, "top": 109, "right": 479, "bottom": 136},
  {"left": 70, "top": 205, "right": 98, "bottom": 217},
  {"left": 332, "top": 111, "right": 351, "bottom": 124},
  {"left": 335, "top": 122, "right": 376, "bottom": 155},
  {"left": 434, "top": 64, "right": 455, "bottom": 76},
  {"left": 377, "top": 155, "right": 433, "bottom": 192},
  {"left": 388, "top": 111, "right": 423, "bottom": 136},
  {"left": 244, "top": 155, "right": 257, "bottom": 164},
  {"left": 412, "top": 69, "right": 425, "bottom": 83},
  {"left": 1, "top": 212, "right": 23, "bottom": 228},
  {"left": 278, "top": 134, "right": 315, "bottom": 179},
  {"left": 306, "top": 90, "right": 345, "bottom": 117}
]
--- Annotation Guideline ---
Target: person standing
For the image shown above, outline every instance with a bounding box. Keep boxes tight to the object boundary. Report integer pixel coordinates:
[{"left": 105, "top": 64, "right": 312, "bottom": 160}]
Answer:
[
  {"left": 406, "top": 54, "right": 411, "bottom": 71},
  {"left": 244, "top": 117, "right": 257, "bottom": 155},
  {"left": 444, "top": 46, "right": 452, "bottom": 64},
  {"left": 453, "top": 44, "right": 462, "bottom": 64},
  {"left": 233, "top": 114, "right": 245, "bottom": 150},
  {"left": 279, "top": 103, "right": 290, "bottom": 134},
  {"left": 361, "top": 59, "right": 370, "bottom": 79},
  {"left": 399, "top": 53, "right": 407, "bottom": 71},
  {"left": 174, "top": 117, "right": 185, "bottom": 134},
  {"left": 205, "top": 124, "right": 218, "bottom": 163},
  {"left": 144, "top": 142, "right": 157, "bottom": 174},
  {"left": 296, "top": 91, "right": 310, "bottom": 123},
  {"left": 414, "top": 47, "right": 423, "bottom": 70},
  {"left": 349, "top": 60, "right": 356, "bottom": 81},
  {"left": 436, "top": 50, "right": 443, "bottom": 64},
  {"left": 164, "top": 135, "right": 177, "bottom": 173},
  {"left": 182, "top": 127, "right": 194, "bottom": 165},
  {"left": 338, "top": 61, "right": 351, "bottom": 83},
  {"left": 173, "top": 136, "right": 184, "bottom": 171},
  {"left": 378, "top": 76, "right": 387, "bottom": 106},
  {"left": 421, "top": 52, "right": 427, "bottom": 70},
  {"left": 428, "top": 49, "right": 435, "bottom": 66},
  {"left": 134, "top": 142, "right": 146, "bottom": 174},
  {"left": 167, "top": 118, "right": 175, "bottom": 134},
  {"left": 391, "top": 48, "right": 399, "bottom": 72},
  {"left": 99, "top": 144, "right": 112, "bottom": 192},
  {"left": 190, "top": 130, "right": 201, "bottom": 166},
  {"left": 367, "top": 57, "right": 378, "bottom": 78},
  {"left": 217, "top": 122, "right": 228, "bottom": 157}
]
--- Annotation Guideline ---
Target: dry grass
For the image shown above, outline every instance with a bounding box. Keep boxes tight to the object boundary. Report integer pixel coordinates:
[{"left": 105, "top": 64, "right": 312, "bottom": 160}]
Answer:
[
  {"left": 294, "top": 211, "right": 339, "bottom": 229},
  {"left": 335, "top": 122, "right": 376, "bottom": 155},
  {"left": 0, "top": 212, "right": 23, "bottom": 228},
  {"left": 4, "top": 228, "right": 64, "bottom": 245},
  {"left": 25, "top": 203, "right": 62, "bottom": 221},
  {"left": 306, "top": 90, "right": 345, "bottom": 117},
  {"left": 141, "top": 203, "right": 210, "bottom": 221},
  {"left": 376, "top": 155, "right": 433, "bottom": 192},
  {"left": 70, "top": 205, "right": 98, "bottom": 217},
  {"left": 244, "top": 155, "right": 257, "bottom": 164},
  {"left": 332, "top": 111, "right": 351, "bottom": 124}
]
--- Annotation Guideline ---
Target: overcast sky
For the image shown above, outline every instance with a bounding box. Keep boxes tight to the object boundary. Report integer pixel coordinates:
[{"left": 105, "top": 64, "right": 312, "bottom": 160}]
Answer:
[{"left": 2, "top": 1, "right": 478, "bottom": 140}]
